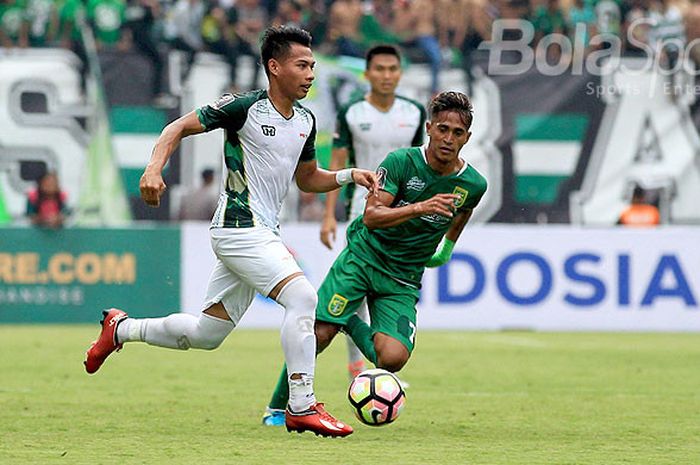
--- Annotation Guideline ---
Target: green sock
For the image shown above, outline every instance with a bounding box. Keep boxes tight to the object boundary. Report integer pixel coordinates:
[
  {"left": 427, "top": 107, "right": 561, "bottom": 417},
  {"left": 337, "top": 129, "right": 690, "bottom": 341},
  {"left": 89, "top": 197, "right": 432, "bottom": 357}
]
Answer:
[
  {"left": 345, "top": 315, "right": 377, "bottom": 365},
  {"left": 268, "top": 364, "right": 289, "bottom": 410}
]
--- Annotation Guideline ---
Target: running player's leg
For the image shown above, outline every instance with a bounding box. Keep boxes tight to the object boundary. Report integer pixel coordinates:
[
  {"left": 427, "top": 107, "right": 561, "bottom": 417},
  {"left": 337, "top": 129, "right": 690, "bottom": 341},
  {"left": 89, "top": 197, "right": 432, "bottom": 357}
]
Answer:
[
  {"left": 347, "top": 268, "right": 419, "bottom": 373},
  {"left": 116, "top": 258, "right": 250, "bottom": 349},
  {"left": 268, "top": 272, "right": 318, "bottom": 413},
  {"left": 344, "top": 213, "right": 368, "bottom": 378},
  {"left": 214, "top": 227, "right": 350, "bottom": 437},
  {"left": 265, "top": 249, "right": 367, "bottom": 434},
  {"left": 84, "top": 258, "right": 249, "bottom": 373},
  {"left": 263, "top": 321, "right": 340, "bottom": 425},
  {"left": 346, "top": 300, "right": 369, "bottom": 378}
]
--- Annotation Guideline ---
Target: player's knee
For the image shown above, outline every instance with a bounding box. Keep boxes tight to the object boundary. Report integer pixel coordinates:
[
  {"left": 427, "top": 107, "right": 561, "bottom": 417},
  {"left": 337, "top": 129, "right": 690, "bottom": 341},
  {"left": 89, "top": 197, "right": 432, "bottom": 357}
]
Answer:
[
  {"left": 190, "top": 314, "right": 234, "bottom": 350},
  {"left": 315, "top": 321, "right": 339, "bottom": 353},
  {"left": 374, "top": 334, "right": 410, "bottom": 372},
  {"left": 279, "top": 277, "right": 317, "bottom": 317},
  {"left": 375, "top": 342, "right": 411, "bottom": 373},
  {"left": 297, "top": 280, "right": 318, "bottom": 313},
  {"left": 376, "top": 352, "right": 409, "bottom": 373}
]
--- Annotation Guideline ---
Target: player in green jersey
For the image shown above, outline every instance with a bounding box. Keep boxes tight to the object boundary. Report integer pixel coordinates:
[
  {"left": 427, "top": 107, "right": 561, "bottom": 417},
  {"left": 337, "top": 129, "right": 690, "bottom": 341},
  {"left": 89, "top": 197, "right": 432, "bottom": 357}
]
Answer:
[{"left": 264, "top": 90, "right": 487, "bottom": 413}]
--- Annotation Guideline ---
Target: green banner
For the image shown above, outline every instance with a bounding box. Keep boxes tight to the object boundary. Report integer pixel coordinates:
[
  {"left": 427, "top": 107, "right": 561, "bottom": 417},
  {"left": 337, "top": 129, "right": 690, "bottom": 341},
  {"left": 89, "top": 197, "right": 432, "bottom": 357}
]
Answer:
[
  {"left": 0, "top": 227, "right": 180, "bottom": 323},
  {"left": 74, "top": 16, "right": 132, "bottom": 226}
]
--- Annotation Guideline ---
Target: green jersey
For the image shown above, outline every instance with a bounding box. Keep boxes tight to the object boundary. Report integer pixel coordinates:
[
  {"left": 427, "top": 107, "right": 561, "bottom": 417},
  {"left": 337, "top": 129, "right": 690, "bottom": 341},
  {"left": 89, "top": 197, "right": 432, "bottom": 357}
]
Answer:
[
  {"left": 0, "top": 0, "right": 25, "bottom": 40},
  {"left": 346, "top": 146, "right": 487, "bottom": 286},
  {"left": 58, "top": 0, "right": 82, "bottom": 41},
  {"left": 87, "top": 0, "right": 124, "bottom": 44}
]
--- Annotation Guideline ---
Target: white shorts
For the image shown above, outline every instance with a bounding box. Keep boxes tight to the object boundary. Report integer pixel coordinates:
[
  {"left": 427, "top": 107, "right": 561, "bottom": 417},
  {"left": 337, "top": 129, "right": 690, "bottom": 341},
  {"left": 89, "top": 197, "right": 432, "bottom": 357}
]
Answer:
[{"left": 202, "top": 227, "right": 303, "bottom": 324}]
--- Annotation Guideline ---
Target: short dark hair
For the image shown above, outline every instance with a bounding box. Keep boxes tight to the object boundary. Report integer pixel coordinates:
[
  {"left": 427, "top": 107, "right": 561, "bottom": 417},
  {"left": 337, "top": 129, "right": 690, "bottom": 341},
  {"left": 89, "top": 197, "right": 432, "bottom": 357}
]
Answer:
[
  {"left": 260, "top": 25, "right": 313, "bottom": 77},
  {"left": 429, "top": 91, "right": 473, "bottom": 129},
  {"left": 365, "top": 44, "right": 401, "bottom": 69}
]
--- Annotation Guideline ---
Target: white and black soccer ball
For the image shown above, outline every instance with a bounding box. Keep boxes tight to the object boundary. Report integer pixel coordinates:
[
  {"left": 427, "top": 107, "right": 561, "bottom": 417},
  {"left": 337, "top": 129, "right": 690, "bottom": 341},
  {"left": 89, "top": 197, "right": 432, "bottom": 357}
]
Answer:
[{"left": 348, "top": 368, "right": 406, "bottom": 426}]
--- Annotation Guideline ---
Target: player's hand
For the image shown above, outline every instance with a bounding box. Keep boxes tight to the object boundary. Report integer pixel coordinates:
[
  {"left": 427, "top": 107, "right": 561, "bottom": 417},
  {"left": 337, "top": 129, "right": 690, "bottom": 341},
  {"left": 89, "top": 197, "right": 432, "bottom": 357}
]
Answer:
[
  {"left": 351, "top": 169, "right": 379, "bottom": 197},
  {"left": 418, "top": 193, "right": 460, "bottom": 218},
  {"left": 320, "top": 215, "right": 337, "bottom": 250},
  {"left": 140, "top": 170, "right": 166, "bottom": 207}
]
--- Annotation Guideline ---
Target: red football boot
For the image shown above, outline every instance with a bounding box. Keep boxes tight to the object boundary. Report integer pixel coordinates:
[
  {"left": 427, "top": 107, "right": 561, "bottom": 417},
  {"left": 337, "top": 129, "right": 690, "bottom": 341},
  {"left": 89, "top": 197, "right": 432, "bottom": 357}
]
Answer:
[
  {"left": 84, "top": 309, "right": 128, "bottom": 374},
  {"left": 285, "top": 402, "right": 353, "bottom": 437}
]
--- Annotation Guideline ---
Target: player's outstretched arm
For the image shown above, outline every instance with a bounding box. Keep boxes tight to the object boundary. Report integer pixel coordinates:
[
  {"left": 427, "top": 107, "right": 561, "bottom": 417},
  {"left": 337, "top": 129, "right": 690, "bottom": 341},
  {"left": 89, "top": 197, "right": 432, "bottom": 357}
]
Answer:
[
  {"left": 363, "top": 191, "right": 460, "bottom": 230},
  {"left": 140, "top": 111, "right": 205, "bottom": 207},
  {"left": 295, "top": 160, "right": 378, "bottom": 194}
]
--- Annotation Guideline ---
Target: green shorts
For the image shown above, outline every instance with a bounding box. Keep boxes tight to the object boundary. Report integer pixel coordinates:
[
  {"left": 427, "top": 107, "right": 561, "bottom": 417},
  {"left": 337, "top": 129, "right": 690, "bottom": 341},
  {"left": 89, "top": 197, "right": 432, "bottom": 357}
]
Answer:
[{"left": 316, "top": 248, "right": 419, "bottom": 353}]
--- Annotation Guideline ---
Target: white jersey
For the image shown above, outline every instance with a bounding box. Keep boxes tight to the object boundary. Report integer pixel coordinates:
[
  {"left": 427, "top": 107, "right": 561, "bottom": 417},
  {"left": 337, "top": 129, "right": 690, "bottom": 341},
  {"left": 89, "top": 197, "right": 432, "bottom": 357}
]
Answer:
[
  {"left": 334, "top": 95, "right": 426, "bottom": 218},
  {"left": 196, "top": 90, "right": 316, "bottom": 231}
]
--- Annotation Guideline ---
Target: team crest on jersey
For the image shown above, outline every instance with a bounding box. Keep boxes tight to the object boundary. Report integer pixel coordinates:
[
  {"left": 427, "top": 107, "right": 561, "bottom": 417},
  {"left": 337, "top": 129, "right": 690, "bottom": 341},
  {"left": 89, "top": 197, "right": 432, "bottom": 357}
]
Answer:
[
  {"left": 212, "top": 93, "right": 235, "bottom": 110},
  {"left": 406, "top": 176, "right": 425, "bottom": 191},
  {"left": 376, "top": 167, "right": 388, "bottom": 189},
  {"left": 452, "top": 186, "right": 468, "bottom": 208},
  {"left": 359, "top": 123, "right": 372, "bottom": 131},
  {"left": 328, "top": 294, "right": 348, "bottom": 316},
  {"left": 261, "top": 125, "right": 276, "bottom": 136}
]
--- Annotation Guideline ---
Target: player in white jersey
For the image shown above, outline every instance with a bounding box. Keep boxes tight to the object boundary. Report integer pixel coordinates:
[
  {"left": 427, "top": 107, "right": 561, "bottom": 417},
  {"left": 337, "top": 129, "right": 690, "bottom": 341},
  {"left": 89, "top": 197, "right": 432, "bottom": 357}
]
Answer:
[
  {"left": 321, "top": 44, "right": 425, "bottom": 382},
  {"left": 83, "top": 25, "right": 378, "bottom": 438}
]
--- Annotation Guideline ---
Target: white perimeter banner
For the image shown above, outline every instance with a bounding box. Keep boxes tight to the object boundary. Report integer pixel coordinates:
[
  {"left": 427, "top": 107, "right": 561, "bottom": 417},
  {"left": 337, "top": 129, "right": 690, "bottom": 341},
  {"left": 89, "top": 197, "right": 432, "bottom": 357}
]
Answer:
[{"left": 182, "top": 223, "right": 700, "bottom": 331}]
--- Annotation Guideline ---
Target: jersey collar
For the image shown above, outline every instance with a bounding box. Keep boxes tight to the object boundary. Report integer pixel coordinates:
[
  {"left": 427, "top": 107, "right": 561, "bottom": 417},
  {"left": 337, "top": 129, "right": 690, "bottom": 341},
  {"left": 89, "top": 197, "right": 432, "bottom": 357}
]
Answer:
[{"left": 420, "top": 145, "right": 469, "bottom": 176}]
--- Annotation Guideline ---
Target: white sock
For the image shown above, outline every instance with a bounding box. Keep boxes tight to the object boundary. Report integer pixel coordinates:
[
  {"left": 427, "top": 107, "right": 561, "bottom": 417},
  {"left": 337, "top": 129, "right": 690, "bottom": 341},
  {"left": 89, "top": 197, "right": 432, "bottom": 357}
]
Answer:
[
  {"left": 276, "top": 277, "right": 317, "bottom": 411},
  {"left": 346, "top": 300, "right": 369, "bottom": 366},
  {"left": 117, "top": 312, "right": 234, "bottom": 350},
  {"left": 288, "top": 374, "right": 315, "bottom": 413}
]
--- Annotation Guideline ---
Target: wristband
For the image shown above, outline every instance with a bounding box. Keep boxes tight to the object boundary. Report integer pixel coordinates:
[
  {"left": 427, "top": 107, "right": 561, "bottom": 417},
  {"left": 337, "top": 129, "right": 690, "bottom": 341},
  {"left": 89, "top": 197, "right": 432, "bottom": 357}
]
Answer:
[
  {"left": 425, "top": 238, "right": 456, "bottom": 268},
  {"left": 335, "top": 168, "right": 354, "bottom": 186}
]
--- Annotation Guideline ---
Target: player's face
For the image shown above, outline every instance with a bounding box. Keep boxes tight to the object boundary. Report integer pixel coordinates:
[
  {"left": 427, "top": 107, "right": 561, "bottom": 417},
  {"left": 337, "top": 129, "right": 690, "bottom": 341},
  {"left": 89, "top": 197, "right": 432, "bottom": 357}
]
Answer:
[
  {"left": 365, "top": 54, "right": 401, "bottom": 96},
  {"left": 426, "top": 111, "right": 471, "bottom": 162},
  {"left": 272, "top": 43, "right": 316, "bottom": 100}
]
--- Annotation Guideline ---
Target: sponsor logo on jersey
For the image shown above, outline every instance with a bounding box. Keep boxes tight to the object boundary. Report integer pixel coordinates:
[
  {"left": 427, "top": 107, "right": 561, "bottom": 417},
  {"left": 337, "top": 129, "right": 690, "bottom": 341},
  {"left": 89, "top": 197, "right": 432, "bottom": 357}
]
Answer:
[
  {"left": 261, "top": 125, "right": 276, "bottom": 136},
  {"left": 328, "top": 294, "right": 348, "bottom": 316},
  {"left": 359, "top": 123, "right": 371, "bottom": 131},
  {"left": 406, "top": 176, "right": 425, "bottom": 191},
  {"left": 376, "top": 167, "right": 388, "bottom": 189},
  {"left": 420, "top": 213, "right": 451, "bottom": 224},
  {"left": 212, "top": 93, "right": 235, "bottom": 110},
  {"left": 299, "top": 132, "right": 307, "bottom": 138},
  {"left": 452, "top": 186, "right": 468, "bottom": 208}
]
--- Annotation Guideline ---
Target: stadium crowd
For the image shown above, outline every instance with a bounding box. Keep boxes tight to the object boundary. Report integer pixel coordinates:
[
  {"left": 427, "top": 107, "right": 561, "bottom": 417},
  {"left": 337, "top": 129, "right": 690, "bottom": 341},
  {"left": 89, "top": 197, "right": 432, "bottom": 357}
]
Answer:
[
  {"left": 1, "top": 0, "right": 699, "bottom": 95},
  {"left": 2, "top": 0, "right": 692, "bottom": 224}
]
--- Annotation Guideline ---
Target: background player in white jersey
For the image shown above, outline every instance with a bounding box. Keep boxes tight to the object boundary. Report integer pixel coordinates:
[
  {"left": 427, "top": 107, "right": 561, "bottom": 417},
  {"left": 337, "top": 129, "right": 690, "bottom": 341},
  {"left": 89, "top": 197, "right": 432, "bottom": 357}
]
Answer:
[
  {"left": 321, "top": 44, "right": 426, "bottom": 383},
  {"left": 83, "top": 25, "right": 378, "bottom": 438}
]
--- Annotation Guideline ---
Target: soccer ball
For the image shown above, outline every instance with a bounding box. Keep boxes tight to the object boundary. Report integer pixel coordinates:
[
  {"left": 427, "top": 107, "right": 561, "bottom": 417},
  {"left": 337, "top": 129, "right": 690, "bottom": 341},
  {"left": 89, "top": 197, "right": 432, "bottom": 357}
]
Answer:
[{"left": 348, "top": 368, "right": 406, "bottom": 426}]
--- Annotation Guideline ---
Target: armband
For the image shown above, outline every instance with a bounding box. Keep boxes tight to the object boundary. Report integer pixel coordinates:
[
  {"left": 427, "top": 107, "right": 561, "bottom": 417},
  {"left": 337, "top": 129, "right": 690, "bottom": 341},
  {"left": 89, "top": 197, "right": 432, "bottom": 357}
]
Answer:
[
  {"left": 335, "top": 168, "right": 354, "bottom": 186},
  {"left": 425, "top": 239, "right": 456, "bottom": 268}
]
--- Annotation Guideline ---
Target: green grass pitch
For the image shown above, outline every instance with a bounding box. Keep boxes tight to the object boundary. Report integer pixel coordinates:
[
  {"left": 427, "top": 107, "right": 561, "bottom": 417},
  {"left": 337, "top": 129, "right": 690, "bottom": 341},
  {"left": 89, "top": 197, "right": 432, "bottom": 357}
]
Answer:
[{"left": 1, "top": 326, "right": 699, "bottom": 465}]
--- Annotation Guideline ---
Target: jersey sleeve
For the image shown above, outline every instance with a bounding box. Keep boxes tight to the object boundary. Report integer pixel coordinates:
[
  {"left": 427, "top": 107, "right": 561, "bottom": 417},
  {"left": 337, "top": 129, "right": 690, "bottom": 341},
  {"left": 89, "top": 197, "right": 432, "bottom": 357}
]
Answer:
[
  {"left": 376, "top": 150, "right": 405, "bottom": 197},
  {"left": 332, "top": 105, "right": 352, "bottom": 149},
  {"left": 195, "top": 93, "right": 249, "bottom": 133},
  {"left": 299, "top": 111, "right": 316, "bottom": 162},
  {"left": 411, "top": 104, "right": 427, "bottom": 146}
]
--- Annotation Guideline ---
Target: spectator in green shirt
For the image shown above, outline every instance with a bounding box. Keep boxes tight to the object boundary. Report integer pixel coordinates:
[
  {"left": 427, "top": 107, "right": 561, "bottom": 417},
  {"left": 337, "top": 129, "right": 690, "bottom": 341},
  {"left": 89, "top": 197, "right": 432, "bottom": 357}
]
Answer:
[
  {"left": 0, "top": 0, "right": 28, "bottom": 47},
  {"left": 87, "top": 0, "right": 126, "bottom": 48}
]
